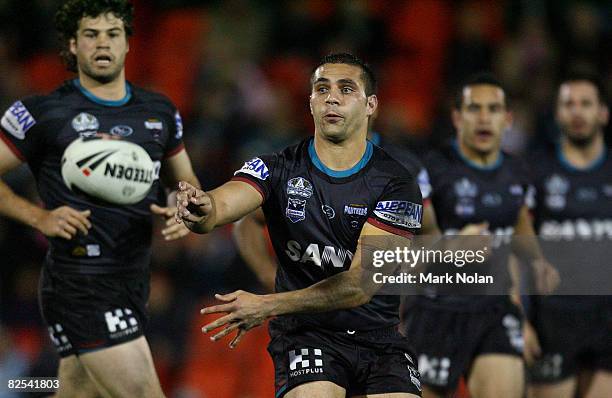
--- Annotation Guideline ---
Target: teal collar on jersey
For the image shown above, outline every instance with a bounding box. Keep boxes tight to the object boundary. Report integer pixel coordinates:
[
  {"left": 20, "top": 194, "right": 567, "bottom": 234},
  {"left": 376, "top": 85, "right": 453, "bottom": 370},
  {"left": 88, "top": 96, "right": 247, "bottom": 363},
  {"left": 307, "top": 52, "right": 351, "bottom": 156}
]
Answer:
[
  {"left": 369, "top": 131, "right": 382, "bottom": 145},
  {"left": 556, "top": 141, "right": 607, "bottom": 172},
  {"left": 308, "top": 138, "right": 373, "bottom": 178},
  {"left": 452, "top": 140, "right": 503, "bottom": 171},
  {"left": 73, "top": 79, "right": 132, "bottom": 107}
]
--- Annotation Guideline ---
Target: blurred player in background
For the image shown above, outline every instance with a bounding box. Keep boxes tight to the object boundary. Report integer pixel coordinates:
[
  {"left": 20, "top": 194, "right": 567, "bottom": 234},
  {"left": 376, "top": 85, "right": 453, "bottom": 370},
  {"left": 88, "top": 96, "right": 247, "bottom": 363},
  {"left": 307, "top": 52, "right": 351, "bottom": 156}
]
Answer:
[
  {"left": 0, "top": 0, "right": 199, "bottom": 396},
  {"left": 401, "top": 74, "right": 558, "bottom": 398},
  {"left": 526, "top": 72, "right": 611, "bottom": 398},
  {"left": 177, "top": 53, "right": 423, "bottom": 398}
]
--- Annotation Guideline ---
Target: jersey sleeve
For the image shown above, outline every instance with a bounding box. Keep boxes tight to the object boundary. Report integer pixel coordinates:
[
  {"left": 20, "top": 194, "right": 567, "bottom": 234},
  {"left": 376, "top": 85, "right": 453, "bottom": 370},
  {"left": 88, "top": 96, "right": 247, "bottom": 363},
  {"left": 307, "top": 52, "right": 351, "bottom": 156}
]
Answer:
[
  {"left": 163, "top": 108, "right": 185, "bottom": 158},
  {"left": 0, "top": 98, "right": 44, "bottom": 162},
  {"left": 417, "top": 167, "right": 432, "bottom": 204},
  {"left": 230, "top": 153, "right": 278, "bottom": 202},
  {"left": 367, "top": 176, "right": 423, "bottom": 238}
]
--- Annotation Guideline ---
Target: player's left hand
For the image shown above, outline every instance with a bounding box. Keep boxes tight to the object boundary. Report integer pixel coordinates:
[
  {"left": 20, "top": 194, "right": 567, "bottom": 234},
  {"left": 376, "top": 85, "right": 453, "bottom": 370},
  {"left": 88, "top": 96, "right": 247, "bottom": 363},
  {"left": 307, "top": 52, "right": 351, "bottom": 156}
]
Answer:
[
  {"left": 150, "top": 204, "right": 191, "bottom": 241},
  {"left": 200, "top": 290, "right": 271, "bottom": 348},
  {"left": 531, "top": 258, "right": 560, "bottom": 295}
]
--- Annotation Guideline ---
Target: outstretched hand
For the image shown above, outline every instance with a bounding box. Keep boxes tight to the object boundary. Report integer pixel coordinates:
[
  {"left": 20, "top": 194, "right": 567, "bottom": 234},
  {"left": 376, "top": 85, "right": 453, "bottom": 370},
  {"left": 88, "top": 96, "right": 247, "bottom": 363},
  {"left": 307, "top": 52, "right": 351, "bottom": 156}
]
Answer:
[
  {"left": 201, "top": 290, "right": 272, "bottom": 348},
  {"left": 175, "top": 181, "right": 212, "bottom": 225}
]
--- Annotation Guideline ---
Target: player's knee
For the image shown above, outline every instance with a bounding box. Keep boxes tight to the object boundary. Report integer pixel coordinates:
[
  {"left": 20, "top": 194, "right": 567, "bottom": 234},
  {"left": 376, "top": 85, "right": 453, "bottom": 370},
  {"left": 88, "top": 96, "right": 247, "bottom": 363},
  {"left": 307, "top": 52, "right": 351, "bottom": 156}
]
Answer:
[{"left": 55, "top": 357, "right": 101, "bottom": 398}]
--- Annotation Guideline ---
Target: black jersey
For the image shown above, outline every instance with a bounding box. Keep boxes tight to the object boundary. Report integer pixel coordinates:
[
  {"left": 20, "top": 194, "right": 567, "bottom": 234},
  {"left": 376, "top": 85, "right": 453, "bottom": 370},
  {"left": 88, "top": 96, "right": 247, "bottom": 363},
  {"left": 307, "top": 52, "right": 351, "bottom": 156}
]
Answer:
[
  {"left": 370, "top": 132, "right": 432, "bottom": 203},
  {"left": 233, "top": 138, "right": 423, "bottom": 331},
  {"left": 528, "top": 147, "right": 612, "bottom": 298},
  {"left": 0, "top": 80, "right": 184, "bottom": 274},
  {"left": 422, "top": 142, "right": 529, "bottom": 306}
]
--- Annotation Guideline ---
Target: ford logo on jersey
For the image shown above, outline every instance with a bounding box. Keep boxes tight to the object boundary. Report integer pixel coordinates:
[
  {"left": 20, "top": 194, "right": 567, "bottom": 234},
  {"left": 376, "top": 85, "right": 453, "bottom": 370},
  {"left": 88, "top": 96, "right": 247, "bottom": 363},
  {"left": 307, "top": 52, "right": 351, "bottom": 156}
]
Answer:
[
  {"left": 234, "top": 157, "right": 269, "bottom": 180},
  {"left": 373, "top": 200, "right": 423, "bottom": 228},
  {"left": 110, "top": 125, "right": 134, "bottom": 137}
]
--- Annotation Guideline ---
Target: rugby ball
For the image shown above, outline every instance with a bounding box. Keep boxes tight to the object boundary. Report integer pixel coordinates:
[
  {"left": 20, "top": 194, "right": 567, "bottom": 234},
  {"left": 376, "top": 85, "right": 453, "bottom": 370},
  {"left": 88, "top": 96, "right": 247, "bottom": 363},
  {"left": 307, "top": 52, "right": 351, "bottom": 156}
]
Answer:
[{"left": 61, "top": 137, "right": 155, "bottom": 205}]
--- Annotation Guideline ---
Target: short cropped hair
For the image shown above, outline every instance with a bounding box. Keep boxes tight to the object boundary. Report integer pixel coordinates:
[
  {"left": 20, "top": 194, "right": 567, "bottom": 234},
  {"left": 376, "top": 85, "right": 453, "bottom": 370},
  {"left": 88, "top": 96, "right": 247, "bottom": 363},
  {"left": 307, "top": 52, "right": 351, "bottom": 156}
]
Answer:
[
  {"left": 558, "top": 70, "right": 607, "bottom": 104},
  {"left": 454, "top": 72, "right": 508, "bottom": 109},
  {"left": 311, "top": 53, "right": 377, "bottom": 96}
]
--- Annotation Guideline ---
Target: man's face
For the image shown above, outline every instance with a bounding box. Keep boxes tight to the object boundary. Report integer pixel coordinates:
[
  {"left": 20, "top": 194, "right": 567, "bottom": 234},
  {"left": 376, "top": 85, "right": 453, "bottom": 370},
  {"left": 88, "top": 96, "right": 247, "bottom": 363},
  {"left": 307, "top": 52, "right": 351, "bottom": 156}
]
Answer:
[
  {"left": 556, "top": 81, "right": 609, "bottom": 146},
  {"left": 453, "top": 84, "right": 510, "bottom": 156},
  {"left": 70, "top": 12, "right": 128, "bottom": 84},
  {"left": 309, "top": 63, "right": 377, "bottom": 142}
]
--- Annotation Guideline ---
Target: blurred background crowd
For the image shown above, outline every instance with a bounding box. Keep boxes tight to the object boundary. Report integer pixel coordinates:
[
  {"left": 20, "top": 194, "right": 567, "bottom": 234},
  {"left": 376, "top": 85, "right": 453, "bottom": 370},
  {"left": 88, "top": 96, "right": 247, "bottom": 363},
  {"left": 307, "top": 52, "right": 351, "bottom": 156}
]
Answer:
[{"left": 0, "top": 1, "right": 610, "bottom": 397}]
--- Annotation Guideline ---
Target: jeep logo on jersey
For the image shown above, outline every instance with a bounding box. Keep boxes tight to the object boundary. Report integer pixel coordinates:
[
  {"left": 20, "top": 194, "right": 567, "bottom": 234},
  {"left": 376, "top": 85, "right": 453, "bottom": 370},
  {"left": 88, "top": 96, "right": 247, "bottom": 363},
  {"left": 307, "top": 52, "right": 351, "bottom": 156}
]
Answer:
[
  {"left": 286, "top": 198, "right": 306, "bottom": 223},
  {"left": 285, "top": 240, "right": 354, "bottom": 268},
  {"left": 287, "top": 177, "right": 313, "bottom": 198},
  {"left": 234, "top": 157, "right": 269, "bottom": 180},
  {"left": 374, "top": 200, "right": 423, "bottom": 229},
  {"left": 71, "top": 112, "right": 99, "bottom": 134},
  {"left": 110, "top": 125, "right": 133, "bottom": 137},
  {"left": 1, "top": 101, "right": 36, "bottom": 139}
]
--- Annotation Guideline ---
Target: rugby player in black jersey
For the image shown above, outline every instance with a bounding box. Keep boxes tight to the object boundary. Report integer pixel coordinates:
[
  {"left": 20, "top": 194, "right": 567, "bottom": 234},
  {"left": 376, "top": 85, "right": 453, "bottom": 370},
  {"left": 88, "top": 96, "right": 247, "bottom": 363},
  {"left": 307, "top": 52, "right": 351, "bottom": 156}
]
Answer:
[
  {"left": 401, "top": 74, "right": 559, "bottom": 398},
  {"left": 232, "top": 120, "right": 437, "bottom": 294},
  {"left": 177, "top": 53, "right": 423, "bottom": 398},
  {"left": 526, "top": 72, "right": 611, "bottom": 398},
  {"left": 0, "top": 1, "right": 199, "bottom": 396}
]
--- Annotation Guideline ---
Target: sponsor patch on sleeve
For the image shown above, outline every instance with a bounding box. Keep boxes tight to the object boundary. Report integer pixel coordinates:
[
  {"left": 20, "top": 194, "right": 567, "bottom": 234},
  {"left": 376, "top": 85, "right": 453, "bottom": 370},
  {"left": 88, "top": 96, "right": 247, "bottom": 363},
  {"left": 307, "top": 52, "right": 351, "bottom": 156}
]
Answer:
[
  {"left": 417, "top": 168, "right": 432, "bottom": 199},
  {"left": 373, "top": 200, "right": 423, "bottom": 229},
  {"left": 234, "top": 157, "right": 270, "bottom": 180},
  {"left": 1, "top": 101, "right": 36, "bottom": 140},
  {"left": 174, "top": 111, "right": 183, "bottom": 139}
]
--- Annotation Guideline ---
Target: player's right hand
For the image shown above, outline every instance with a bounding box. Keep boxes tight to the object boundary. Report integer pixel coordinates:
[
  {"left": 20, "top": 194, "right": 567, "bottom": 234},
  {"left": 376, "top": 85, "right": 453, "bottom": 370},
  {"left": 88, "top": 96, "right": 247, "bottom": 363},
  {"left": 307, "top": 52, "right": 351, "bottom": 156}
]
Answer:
[
  {"left": 35, "top": 206, "right": 91, "bottom": 240},
  {"left": 175, "top": 181, "right": 212, "bottom": 225},
  {"left": 523, "top": 320, "right": 541, "bottom": 366}
]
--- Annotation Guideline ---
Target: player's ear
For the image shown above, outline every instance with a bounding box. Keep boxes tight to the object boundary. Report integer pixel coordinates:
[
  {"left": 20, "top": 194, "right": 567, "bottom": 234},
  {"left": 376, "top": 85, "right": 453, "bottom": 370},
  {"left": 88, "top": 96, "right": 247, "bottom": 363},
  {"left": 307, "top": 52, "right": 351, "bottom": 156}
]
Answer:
[
  {"left": 505, "top": 110, "right": 514, "bottom": 129},
  {"left": 451, "top": 109, "right": 462, "bottom": 130},
  {"left": 366, "top": 95, "right": 378, "bottom": 117},
  {"left": 69, "top": 37, "right": 77, "bottom": 56},
  {"left": 599, "top": 103, "right": 609, "bottom": 125}
]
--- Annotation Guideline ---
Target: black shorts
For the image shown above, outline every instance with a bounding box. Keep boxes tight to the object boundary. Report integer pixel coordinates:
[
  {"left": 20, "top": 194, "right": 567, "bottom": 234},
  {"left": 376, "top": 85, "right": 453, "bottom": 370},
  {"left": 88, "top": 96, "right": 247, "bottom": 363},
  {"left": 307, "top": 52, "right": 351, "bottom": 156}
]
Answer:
[
  {"left": 267, "top": 318, "right": 422, "bottom": 397},
  {"left": 529, "top": 297, "right": 612, "bottom": 383},
  {"left": 401, "top": 296, "right": 523, "bottom": 392},
  {"left": 39, "top": 266, "right": 150, "bottom": 357}
]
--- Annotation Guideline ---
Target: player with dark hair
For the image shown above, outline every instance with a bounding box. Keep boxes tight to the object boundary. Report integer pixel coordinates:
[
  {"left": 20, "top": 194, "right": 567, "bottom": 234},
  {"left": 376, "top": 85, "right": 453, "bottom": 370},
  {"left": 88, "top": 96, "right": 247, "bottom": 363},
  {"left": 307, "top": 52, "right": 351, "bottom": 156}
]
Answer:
[
  {"left": 526, "top": 72, "right": 611, "bottom": 398},
  {"left": 232, "top": 107, "right": 439, "bottom": 293},
  {"left": 177, "top": 53, "right": 423, "bottom": 398},
  {"left": 401, "top": 73, "right": 558, "bottom": 398},
  {"left": 0, "top": 1, "right": 199, "bottom": 396}
]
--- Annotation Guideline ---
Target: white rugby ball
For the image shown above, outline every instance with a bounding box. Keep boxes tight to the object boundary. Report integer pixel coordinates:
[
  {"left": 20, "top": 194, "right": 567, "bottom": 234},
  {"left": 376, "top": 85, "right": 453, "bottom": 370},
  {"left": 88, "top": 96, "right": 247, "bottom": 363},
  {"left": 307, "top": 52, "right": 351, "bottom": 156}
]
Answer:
[{"left": 61, "top": 137, "right": 155, "bottom": 205}]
